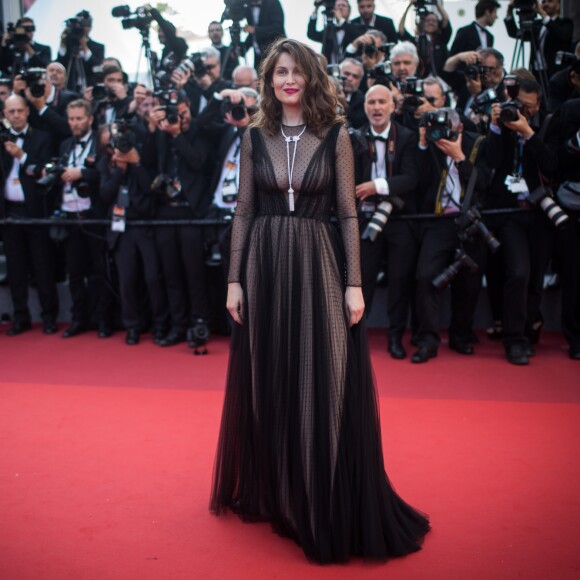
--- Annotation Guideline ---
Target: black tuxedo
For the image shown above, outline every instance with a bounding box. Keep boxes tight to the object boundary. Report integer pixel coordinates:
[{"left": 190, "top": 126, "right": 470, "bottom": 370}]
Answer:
[
  {"left": 57, "top": 38, "right": 105, "bottom": 91},
  {"left": 450, "top": 22, "right": 493, "bottom": 56},
  {"left": 0, "top": 127, "right": 58, "bottom": 326},
  {"left": 346, "top": 90, "right": 367, "bottom": 129},
  {"left": 350, "top": 122, "right": 419, "bottom": 337},
  {"left": 185, "top": 78, "right": 232, "bottom": 119},
  {"left": 351, "top": 14, "right": 398, "bottom": 44},
  {"left": 307, "top": 17, "right": 364, "bottom": 64},
  {"left": 243, "top": 0, "right": 286, "bottom": 69},
  {"left": 505, "top": 15, "right": 573, "bottom": 81},
  {"left": 0, "top": 40, "right": 52, "bottom": 75}
]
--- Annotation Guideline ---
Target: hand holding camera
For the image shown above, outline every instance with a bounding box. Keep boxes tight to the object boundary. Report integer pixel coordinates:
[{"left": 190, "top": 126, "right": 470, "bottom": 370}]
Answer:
[
  {"left": 435, "top": 131, "right": 464, "bottom": 161},
  {"left": 61, "top": 167, "right": 83, "bottom": 183},
  {"left": 503, "top": 110, "right": 533, "bottom": 138}
]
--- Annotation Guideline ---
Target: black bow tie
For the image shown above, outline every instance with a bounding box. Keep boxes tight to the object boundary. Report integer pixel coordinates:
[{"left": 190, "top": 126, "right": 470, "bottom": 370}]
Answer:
[{"left": 371, "top": 134, "right": 388, "bottom": 143}]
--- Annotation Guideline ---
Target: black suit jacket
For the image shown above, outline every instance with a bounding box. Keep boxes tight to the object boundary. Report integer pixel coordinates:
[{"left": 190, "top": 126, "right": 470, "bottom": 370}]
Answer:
[
  {"left": 0, "top": 127, "right": 55, "bottom": 218},
  {"left": 28, "top": 88, "right": 79, "bottom": 144},
  {"left": 548, "top": 67, "right": 580, "bottom": 113},
  {"left": 243, "top": 0, "right": 286, "bottom": 66},
  {"left": 504, "top": 15, "right": 573, "bottom": 79},
  {"left": 346, "top": 90, "right": 367, "bottom": 130},
  {"left": 350, "top": 14, "right": 398, "bottom": 44},
  {"left": 307, "top": 18, "right": 364, "bottom": 63},
  {"left": 0, "top": 40, "right": 52, "bottom": 75},
  {"left": 350, "top": 121, "right": 419, "bottom": 213},
  {"left": 417, "top": 131, "right": 491, "bottom": 213},
  {"left": 449, "top": 22, "right": 493, "bottom": 56},
  {"left": 57, "top": 38, "right": 105, "bottom": 91}
]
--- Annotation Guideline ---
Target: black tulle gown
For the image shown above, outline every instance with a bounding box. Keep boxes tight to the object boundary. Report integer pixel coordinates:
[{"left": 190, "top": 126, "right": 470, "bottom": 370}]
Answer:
[{"left": 210, "top": 122, "right": 430, "bottom": 563}]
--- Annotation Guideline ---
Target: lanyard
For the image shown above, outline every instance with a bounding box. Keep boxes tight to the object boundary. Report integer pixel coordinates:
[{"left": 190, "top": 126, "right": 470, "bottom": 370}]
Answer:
[{"left": 72, "top": 135, "right": 93, "bottom": 167}]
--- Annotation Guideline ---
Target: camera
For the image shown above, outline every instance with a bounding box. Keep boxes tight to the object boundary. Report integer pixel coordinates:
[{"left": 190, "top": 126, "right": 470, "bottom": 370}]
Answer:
[
  {"left": 154, "top": 88, "right": 180, "bottom": 124},
  {"left": 187, "top": 318, "right": 210, "bottom": 349},
  {"left": 221, "top": 97, "right": 248, "bottom": 121},
  {"left": 528, "top": 186, "right": 569, "bottom": 228},
  {"left": 499, "top": 74, "right": 522, "bottom": 124},
  {"left": 456, "top": 206, "right": 501, "bottom": 253},
  {"left": 420, "top": 110, "right": 457, "bottom": 143},
  {"left": 92, "top": 83, "right": 114, "bottom": 101},
  {"left": 464, "top": 63, "right": 493, "bottom": 81},
  {"left": 151, "top": 174, "right": 181, "bottom": 198},
  {"left": 64, "top": 10, "right": 91, "bottom": 47},
  {"left": 222, "top": 0, "right": 249, "bottom": 22},
  {"left": 432, "top": 248, "right": 478, "bottom": 291},
  {"left": 6, "top": 22, "right": 33, "bottom": 48},
  {"left": 110, "top": 121, "right": 137, "bottom": 154},
  {"left": 555, "top": 51, "right": 580, "bottom": 75},
  {"left": 367, "top": 61, "right": 395, "bottom": 87},
  {"left": 111, "top": 5, "right": 153, "bottom": 31},
  {"left": 30, "top": 159, "right": 67, "bottom": 189},
  {"left": 16, "top": 67, "right": 47, "bottom": 98},
  {"left": 470, "top": 88, "right": 499, "bottom": 115},
  {"left": 361, "top": 197, "right": 405, "bottom": 242},
  {"left": 401, "top": 77, "right": 427, "bottom": 110},
  {"left": 414, "top": 0, "right": 437, "bottom": 17}
]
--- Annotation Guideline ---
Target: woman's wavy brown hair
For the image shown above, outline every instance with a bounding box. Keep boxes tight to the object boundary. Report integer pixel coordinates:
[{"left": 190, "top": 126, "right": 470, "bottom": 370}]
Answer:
[{"left": 251, "top": 38, "right": 345, "bottom": 138}]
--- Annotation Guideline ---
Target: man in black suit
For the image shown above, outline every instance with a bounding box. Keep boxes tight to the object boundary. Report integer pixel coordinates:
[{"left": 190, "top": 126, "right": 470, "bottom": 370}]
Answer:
[
  {"left": 208, "top": 21, "right": 240, "bottom": 81},
  {"left": 413, "top": 108, "right": 491, "bottom": 363},
  {"left": 307, "top": 0, "right": 363, "bottom": 64},
  {"left": 350, "top": 84, "right": 419, "bottom": 359},
  {"left": 87, "top": 65, "right": 133, "bottom": 129},
  {"left": 504, "top": 0, "right": 573, "bottom": 84},
  {"left": 351, "top": 0, "right": 398, "bottom": 44},
  {"left": 0, "top": 95, "right": 58, "bottom": 335},
  {"left": 57, "top": 99, "right": 112, "bottom": 339},
  {"left": 243, "top": 0, "right": 286, "bottom": 70},
  {"left": 57, "top": 11, "right": 105, "bottom": 93},
  {"left": 142, "top": 94, "right": 212, "bottom": 348},
  {"left": 0, "top": 17, "right": 52, "bottom": 76},
  {"left": 449, "top": 0, "right": 500, "bottom": 56},
  {"left": 548, "top": 43, "right": 580, "bottom": 112},
  {"left": 340, "top": 58, "right": 367, "bottom": 128}
]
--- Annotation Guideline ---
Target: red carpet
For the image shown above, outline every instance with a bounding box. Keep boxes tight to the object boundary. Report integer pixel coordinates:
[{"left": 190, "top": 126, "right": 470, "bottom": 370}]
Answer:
[{"left": 1, "top": 328, "right": 579, "bottom": 579}]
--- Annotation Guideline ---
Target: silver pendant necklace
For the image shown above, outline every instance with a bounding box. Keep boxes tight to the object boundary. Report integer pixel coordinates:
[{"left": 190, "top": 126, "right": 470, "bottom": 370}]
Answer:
[{"left": 280, "top": 124, "right": 306, "bottom": 213}]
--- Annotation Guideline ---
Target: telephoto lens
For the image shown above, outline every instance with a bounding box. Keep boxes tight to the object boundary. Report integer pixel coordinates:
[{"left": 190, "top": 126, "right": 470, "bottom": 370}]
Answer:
[
  {"left": 528, "top": 187, "right": 569, "bottom": 228},
  {"left": 361, "top": 197, "right": 405, "bottom": 242}
]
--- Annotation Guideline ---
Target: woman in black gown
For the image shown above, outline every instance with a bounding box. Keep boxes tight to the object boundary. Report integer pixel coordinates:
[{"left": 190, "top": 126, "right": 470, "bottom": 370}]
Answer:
[{"left": 210, "top": 38, "right": 430, "bottom": 564}]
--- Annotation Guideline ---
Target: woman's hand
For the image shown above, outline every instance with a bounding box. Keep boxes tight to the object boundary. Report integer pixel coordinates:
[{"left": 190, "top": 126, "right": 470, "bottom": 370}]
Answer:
[
  {"left": 345, "top": 286, "right": 364, "bottom": 327},
  {"left": 227, "top": 282, "right": 244, "bottom": 325}
]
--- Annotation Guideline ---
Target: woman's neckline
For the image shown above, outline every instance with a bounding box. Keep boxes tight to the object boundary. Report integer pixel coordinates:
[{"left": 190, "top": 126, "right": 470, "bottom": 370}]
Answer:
[{"left": 281, "top": 123, "right": 306, "bottom": 128}]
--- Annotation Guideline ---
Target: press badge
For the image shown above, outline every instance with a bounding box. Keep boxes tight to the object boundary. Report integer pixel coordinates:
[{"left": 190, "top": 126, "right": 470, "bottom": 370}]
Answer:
[
  {"left": 222, "top": 177, "right": 237, "bottom": 204},
  {"left": 111, "top": 204, "right": 126, "bottom": 232},
  {"left": 505, "top": 175, "right": 529, "bottom": 194}
]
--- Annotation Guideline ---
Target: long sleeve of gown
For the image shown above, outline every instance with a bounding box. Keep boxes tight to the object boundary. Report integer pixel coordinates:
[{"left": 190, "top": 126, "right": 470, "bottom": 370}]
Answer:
[
  {"left": 228, "top": 129, "right": 256, "bottom": 284},
  {"left": 335, "top": 126, "right": 362, "bottom": 287}
]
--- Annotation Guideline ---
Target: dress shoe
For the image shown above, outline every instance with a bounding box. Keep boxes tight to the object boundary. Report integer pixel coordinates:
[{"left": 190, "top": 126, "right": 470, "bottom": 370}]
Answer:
[
  {"left": 158, "top": 330, "right": 186, "bottom": 347},
  {"left": 526, "top": 344, "right": 536, "bottom": 357},
  {"left": 6, "top": 321, "right": 32, "bottom": 336},
  {"left": 62, "top": 323, "right": 86, "bottom": 338},
  {"left": 125, "top": 329, "right": 140, "bottom": 345},
  {"left": 98, "top": 323, "right": 113, "bottom": 339},
  {"left": 449, "top": 339, "right": 474, "bottom": 355},
  {"left": 388, "top": 338, "right": 407, "bottom": 359},
  {"left": 569, "top": 346, "right": 580, "bottom": 361},
  {"left": 411, "top": 346, "right": 437, "bottom": 364},
  {"left": 505, "top": 344, "right": 529, "bottom": 366},
  {"left": 152, "top": 330, "right": 166, "bottom": 345},
  {"left": 43, "top": 322, "right": 58, "bottom": 335}
]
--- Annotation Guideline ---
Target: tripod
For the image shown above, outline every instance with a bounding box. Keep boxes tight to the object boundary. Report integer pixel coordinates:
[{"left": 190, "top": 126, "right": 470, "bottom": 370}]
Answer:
[
  {"left": 221, "top": 19, "right": 245, "bottom": 74},
  {"left": 134, "top": 24, "right": 157, "bottom": 89},
  {"left": 415, "top": 11, "right": 437, "bottom": 78},
  {"left": 320, "top": 6, "right": 343, "bottom": 65}
]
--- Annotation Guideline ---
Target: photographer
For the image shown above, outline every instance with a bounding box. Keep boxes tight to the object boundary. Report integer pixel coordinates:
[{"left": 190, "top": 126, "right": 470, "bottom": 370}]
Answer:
[
  {"left": 394, "top": 75, "right": 447, "bottom": 132},
  {"left": 413, "top": 108, "right": 491, "bottom": 362},
  {"left": 0, "top": 17, "right": 52, "bottom": 76},
  {"left": 97, "top": 125, "right": 168, "bottom": 346},
  {"left": 142, "top": 93, "right": 211, "bottom": 348},
  {"left": 350, "top": 84, "right": 419, "bottom": 359},
  {"left": 241, "top": 0, "right": 286, "bottom": 70},
  {"left": 232, "top": 65, "right": 258, "bottom": 89},
  {"left": 345, "top": 29, "right": 388, "bottom": 92},
  {"left": 85, "top": 65, "right": 132, "bottom": 129},
  {"left": 340, "top": 58, "right": 367, "bottom": 128},
  {"left": 208, "top": 21, "right": 239, "bottom": 82},
  {"left": 351, "top": 0, "right": 398, "bottom": 44},
  {"left": 0, "top": 95, "right": 58, "bottom": 336},
  {"left": 57, "top": 98, "right": 112, "bottom": 339},
  {"left": 555, "top": 100, "right": 580, "bottom": 360},
  {"left": 505, "top": 0, "right": 573, "bottom": 85},
  {"left": 548, "top": 41, "right": 580, "bottom": 112},
  {"left": 485, "top": 78, "right": 560, "bottom": 364},
  {"left": 307, "top": 0, "right": 364, "bottom": 64},
  {"left": 398, "top": 0, "right": 452, "bottom": 77},
  {"left": 442, "top": 47, "right": 505, "bottom": 128},
  {"left": 450, "top": 0, "right": 500, "bottom": 56},
  {"left": 149, "top": 7, "right": 188, "bottom": 73},
  {"left": 57, "top": 10, "right": 105, "bottom": 93}
]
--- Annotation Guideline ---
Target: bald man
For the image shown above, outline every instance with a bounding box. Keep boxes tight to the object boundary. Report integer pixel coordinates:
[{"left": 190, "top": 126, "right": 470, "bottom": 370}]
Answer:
[
  {"left": 0, "top": 95, "right": 58, "bottom": 335},
  {"left": 350, "top": 84, "right": 419, "bottom": 359}
]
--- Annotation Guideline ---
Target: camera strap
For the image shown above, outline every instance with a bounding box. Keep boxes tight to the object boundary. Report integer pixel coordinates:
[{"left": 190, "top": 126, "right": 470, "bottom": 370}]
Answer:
[{"left": 435, "top": 135, "right": 484, "bottom": 215}]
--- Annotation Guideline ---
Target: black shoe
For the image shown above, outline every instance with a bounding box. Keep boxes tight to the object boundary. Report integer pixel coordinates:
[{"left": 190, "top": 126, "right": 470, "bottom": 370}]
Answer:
[
  {"left": 98, "top": 323, "right": 113, "bottom": 339},
  {"left": 125, "top": 329, "right": 140, "bottom": 345},
  {"left": 569, "top": 346, "right": 580, "bottom": 360},
  {"left": 6, "top": 321, "right": 32, "bottom": 336},
  {"left": 449, "top": 339, "right": 474, "bottom": 355},
  {"left": 526, "top": 344, "right": 536, "bottom": 357},
  {"left": 152, "top": 330, "right": 166, "bottom": 345},
  {"left": 43, "top": 322, "right": 58, "bottom": 335},
  {"left": 411, "top": 346, "right": 437, "bottom": 364},
  {"left": 506, "top": 344, "right": 529, "bottom": 365},
  {"left": 158, "top": 330, "right": 186, "bottom": 347},
  {"left": 388, "top": 338, "right": 407, "bottom": 359},
  {"left": 62, "top": 323, "right": 86, "bottom": 338}
]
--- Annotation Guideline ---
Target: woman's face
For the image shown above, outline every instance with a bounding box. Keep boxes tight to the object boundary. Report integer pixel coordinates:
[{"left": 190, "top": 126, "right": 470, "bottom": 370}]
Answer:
[{"left": 271, "top": 52, "right": 306, "bottom": 109}]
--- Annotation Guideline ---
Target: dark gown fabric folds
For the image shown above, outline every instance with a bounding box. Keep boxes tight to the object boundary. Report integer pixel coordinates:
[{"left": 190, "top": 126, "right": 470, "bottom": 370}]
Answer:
[{"left": 210, "top": 123, "right": 430, "bottom": 563}]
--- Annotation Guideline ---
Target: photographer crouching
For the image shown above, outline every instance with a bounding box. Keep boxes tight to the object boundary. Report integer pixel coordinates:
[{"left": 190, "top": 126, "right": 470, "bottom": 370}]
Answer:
[
  {"left": 142, "top": 93, "right": 211, "bottom": 350},
  {"left": 413, "top": 108, "right": 492, "bottom": 362},
  {"left": 485, "top": 77, "right": 561, "bottom": 364},
  {"left": 97, "top": 123, "right": 168, "bottom": 345}
]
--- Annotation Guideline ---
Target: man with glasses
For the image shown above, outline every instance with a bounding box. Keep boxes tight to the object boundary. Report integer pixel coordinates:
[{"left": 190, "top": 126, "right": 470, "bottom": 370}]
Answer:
[{"left": 339, "top": 58, "right": 366, "bottom": 128}]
